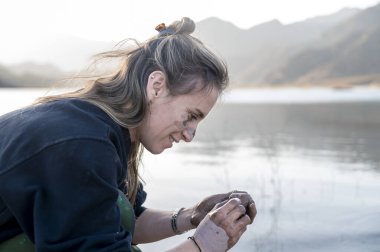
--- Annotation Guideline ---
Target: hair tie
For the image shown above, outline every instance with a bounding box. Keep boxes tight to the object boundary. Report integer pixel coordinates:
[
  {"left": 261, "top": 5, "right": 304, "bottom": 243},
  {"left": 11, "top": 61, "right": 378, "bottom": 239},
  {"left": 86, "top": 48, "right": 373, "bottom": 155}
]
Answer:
[{"left": 155, "top": 23, "right": 175, "bottom": 36}]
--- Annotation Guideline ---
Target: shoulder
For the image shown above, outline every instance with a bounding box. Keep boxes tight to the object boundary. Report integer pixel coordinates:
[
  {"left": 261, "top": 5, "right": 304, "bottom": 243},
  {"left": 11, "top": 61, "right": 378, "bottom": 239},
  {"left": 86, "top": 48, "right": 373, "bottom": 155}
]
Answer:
[
  {"left": 0, "top": 99, "right": 131, "bottom": 173},
  {"left": 1, "top": 98, "right": 125, "bottom": 141},
  {"left": 27, "top": 99, "right": 116, "bottom": 137}
]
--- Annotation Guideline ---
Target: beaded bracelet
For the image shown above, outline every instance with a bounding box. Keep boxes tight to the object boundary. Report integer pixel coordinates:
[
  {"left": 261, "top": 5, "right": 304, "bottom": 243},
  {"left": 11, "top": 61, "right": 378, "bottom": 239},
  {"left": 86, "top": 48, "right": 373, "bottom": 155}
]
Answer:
[
  {"left": 188, "top": 236, "right": 202, "bottom": 252},
  {"left": 171, "top": 207, "right": 186, "bottom": 235}
]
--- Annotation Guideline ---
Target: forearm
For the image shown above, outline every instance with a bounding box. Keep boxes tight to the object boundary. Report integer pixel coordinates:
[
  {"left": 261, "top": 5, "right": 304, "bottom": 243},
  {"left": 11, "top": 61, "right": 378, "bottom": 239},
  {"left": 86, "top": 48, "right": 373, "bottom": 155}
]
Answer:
[
  {"left": 133, "top": 208, "right": 196, "bottom": 244},
  {"left": 166, "top": 238, "right": 201, "bottom": 252}
]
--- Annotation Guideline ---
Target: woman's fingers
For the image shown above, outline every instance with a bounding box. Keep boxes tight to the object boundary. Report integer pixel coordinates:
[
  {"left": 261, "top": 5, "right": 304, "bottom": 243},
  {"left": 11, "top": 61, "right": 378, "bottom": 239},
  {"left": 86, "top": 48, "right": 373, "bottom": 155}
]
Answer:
[
  {"left": 228, "top": 191, "right": 257, "bottom": 223},
  {"left": 211, "top": 198, "right": 241, "bottom": 221},
  {"left": 247, "top": 201, "right": 257, "bottom": 224},
  {"left": 228, "top": 203, "right": 247, "bottom": 221},
  {"left": 213, "top": 199, "right": 249, "bottom": 229},
  {"left": 191, "top": 191, "right": 257, "bottom": 250},
  {"left": 190, "top": 192, "right": 231, "bottom": 226},
  {"left": 207, "top": 198, "right": 252, "bottom": 249},
  {"left": 191, "top": 190, "right": 257, "bottom": 226}
]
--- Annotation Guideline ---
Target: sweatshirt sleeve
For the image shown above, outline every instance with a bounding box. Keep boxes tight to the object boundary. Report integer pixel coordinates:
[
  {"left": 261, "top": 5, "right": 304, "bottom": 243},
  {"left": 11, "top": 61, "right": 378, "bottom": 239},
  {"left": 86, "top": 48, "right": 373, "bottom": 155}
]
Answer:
[{"left": 0, "top": 138, "right": 133, "bottom": 252}]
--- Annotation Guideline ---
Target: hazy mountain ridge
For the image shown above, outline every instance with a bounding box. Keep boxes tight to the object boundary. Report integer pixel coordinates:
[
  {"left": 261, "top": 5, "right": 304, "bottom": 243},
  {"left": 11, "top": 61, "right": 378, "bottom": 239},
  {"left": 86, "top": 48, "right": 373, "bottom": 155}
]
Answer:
[
  {"left": 195, "top": 6, "right": 379, "bottom": 85},
  {"left": 266, "top": 3, "right": 380, "bottom": 85},
  {"left": 1, "top": 3, "right": 379, "bottom": 87},
  {"left": 0, "top": 62, "right": 68, "bottom": 88},
  {"left": 0, "top": 35, "right": 115, "bottom": 87}
]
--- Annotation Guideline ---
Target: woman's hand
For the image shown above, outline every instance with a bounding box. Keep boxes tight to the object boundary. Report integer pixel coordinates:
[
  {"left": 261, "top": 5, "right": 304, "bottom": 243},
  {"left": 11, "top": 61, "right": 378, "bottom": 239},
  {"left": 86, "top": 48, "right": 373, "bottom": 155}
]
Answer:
[
  {"left": 191, "top": 190, "right": 256, "bottom": 226},
  {"left": 192, "top": 198, "right": 254, "bottom": 251},
  {"left": 228, "top": 191, "right": 257, "bottom": 224}
]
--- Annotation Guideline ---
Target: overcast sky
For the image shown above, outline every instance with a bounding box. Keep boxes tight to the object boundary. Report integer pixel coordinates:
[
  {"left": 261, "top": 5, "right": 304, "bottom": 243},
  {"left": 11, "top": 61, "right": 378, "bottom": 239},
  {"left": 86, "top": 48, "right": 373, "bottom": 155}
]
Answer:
[{"left": 1, "top": 0, "right": 379, "bottom": 65}]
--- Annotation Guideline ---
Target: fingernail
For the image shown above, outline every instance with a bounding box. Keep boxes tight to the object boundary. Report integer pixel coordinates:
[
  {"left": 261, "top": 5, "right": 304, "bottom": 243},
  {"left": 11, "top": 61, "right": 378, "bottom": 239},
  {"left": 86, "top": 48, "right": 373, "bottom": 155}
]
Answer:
[{"left": 230, "top": 197, "right": 241, "bottom": 203}]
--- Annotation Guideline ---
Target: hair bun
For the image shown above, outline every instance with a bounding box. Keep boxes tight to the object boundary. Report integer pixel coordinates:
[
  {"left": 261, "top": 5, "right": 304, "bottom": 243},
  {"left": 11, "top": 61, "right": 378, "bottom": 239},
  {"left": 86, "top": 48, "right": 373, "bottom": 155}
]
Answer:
[
  {"left": 155, "top": 23, "right": 167, "bottom": 32},
  {"left": 170, "top": 17, "right": 195, "bottom": 35},
  {"left": 156, "top": 17, "right": 195, "bottom": 36}
]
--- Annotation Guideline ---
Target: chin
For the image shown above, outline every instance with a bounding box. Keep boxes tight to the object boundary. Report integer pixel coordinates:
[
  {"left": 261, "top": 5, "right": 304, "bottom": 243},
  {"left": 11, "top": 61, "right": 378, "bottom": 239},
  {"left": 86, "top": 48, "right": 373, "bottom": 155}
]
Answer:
[{"left": 146, "top": 146, "right": 165, "bottom": 155}]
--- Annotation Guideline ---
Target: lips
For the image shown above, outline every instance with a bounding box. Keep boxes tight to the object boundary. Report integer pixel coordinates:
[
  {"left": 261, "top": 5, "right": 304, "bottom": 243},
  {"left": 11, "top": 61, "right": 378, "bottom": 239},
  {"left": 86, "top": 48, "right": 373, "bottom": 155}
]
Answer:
[
  {"left": 167, "top": 135, "right": 181, "bottom": 149},
  {"left": 170, "top": 135, "right": 179, "bottom": 144}
]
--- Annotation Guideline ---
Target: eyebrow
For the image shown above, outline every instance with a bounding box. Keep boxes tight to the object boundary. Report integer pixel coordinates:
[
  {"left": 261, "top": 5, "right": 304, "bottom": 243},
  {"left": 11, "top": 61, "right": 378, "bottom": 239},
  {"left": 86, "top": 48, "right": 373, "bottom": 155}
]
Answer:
[{"left": 194, "top": 109, "right": 205, "bottom": 119}]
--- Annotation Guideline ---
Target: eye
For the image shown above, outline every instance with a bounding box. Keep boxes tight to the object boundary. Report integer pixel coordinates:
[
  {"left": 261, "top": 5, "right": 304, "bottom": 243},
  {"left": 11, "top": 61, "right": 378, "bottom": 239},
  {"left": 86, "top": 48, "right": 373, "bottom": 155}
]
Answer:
[
  {"left": 187, "top": 113, "right": 198, "bottom": 122},
  {"left": 183, "top": 111, "right": 198, "bottom": 127}
]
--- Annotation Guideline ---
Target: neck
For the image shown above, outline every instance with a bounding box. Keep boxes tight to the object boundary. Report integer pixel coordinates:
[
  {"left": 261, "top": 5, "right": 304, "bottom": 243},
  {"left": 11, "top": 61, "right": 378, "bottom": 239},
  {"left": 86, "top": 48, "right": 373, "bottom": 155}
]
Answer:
[{"left": 128, "top": 128, "right": 138, "bottom": 142}]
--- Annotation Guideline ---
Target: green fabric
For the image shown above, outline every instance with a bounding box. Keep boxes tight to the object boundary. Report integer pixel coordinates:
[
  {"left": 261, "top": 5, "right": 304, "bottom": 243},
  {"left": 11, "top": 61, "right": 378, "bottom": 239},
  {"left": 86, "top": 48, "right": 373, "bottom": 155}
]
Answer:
[
  {"left": 0, "top": 190, "right": 141, "bottom": 252},
  {"left": 132, "top": 245, "right": 143, "bottom": 252},
  {"left": 0, "top": 233, "right": 34, "bottom": 252},
  {"left": 117, "top": 189, "right": 135, "bottom": 236}
]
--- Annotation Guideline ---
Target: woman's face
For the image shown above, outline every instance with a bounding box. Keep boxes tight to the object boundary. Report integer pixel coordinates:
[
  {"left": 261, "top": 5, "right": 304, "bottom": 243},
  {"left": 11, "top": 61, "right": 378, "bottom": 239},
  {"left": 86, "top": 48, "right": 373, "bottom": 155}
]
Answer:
[{"left": 135, "top": 72, "right": 219, "bottom": 154}]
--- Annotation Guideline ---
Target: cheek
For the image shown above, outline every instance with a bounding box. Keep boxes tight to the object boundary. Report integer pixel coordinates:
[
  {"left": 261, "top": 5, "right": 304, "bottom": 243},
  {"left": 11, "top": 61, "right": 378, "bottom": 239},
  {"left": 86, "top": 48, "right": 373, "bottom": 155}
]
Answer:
[{"left": 174, "top": 120, "right": 185, "bottom": 130}]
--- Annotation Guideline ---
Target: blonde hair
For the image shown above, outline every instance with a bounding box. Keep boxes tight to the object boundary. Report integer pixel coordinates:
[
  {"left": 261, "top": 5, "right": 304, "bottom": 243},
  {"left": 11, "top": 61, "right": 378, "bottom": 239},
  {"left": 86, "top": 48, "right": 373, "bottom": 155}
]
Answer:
[{"left": 36, "top": 17, "right": 229, "bottom": 204}]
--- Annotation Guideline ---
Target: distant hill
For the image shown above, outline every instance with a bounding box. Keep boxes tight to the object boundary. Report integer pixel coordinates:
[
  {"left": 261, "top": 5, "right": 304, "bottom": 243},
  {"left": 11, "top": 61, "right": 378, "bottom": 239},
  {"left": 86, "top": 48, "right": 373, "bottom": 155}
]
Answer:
[
  {"left": 0, "top": 62, "right": 66, "bottom": 88},
  {"left": 0, "top": 64, "right": 17, "bottom": 87},
  {"left": 0, "top": 35, "right": 115, "bottom": 87},
  {"left": 264, "top": 3, "right": 380, "bottom": 85},
  {"left": 1, "top": 4, "right": 379, "bottom": 87},
  {"left": 195, "top": 7, "right": 362, "bottom": 85}
]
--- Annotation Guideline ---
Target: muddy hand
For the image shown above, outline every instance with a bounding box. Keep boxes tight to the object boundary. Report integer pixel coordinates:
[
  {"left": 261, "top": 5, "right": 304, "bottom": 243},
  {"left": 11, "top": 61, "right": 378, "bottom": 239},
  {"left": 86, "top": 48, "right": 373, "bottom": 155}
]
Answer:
[
  {"left": 228, "top": 190, "right": 257, "bottom": 223},
  {"left": 191, "top": 190, "right": 257, "bottom": 226},
  {"left": 192, "top": 198, "right": 252, "bottom": 251}
]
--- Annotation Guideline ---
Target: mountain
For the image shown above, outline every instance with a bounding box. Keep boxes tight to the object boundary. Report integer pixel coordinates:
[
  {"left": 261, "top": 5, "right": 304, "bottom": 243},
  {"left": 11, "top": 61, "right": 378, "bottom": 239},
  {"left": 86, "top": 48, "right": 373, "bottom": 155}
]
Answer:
[
  {"left": 0, "top": 64, "right": 16, "bottom": 87},
  {"left": 0, "top": 62, "right": 65, "bottom": 88},
  {"left": 265, "top": 3, "right": 380, "bottom": 85},
  {"left": 0, "top": 35, "right": 115, "bottom": 87},
  {"left": 1, "top": 4, "right": 379, "bottom": 87},
  {"left": 9, "top": 62, "right": 63, "bottom": 78},
  {"left": 195, "top": 7, "right": 362, "bottom": 85}
]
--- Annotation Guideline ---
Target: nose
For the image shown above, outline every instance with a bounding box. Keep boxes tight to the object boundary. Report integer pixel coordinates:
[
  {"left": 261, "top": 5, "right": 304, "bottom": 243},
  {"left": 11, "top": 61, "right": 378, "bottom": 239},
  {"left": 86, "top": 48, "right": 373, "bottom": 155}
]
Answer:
[{"left": 182, "top": 127, "right": 196, "bottom": 142}]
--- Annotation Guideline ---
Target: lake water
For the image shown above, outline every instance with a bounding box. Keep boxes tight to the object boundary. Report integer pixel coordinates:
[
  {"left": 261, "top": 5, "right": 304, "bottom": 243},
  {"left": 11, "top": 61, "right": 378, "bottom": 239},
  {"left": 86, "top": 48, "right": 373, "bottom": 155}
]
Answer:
[{"left": 1, "top": 88, "right": 380, "bottom": 252}]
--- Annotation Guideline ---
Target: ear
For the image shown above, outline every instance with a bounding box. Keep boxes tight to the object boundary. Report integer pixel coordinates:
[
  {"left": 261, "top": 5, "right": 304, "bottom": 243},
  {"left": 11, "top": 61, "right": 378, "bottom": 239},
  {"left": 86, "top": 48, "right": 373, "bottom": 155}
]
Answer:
[{"left": 146, "top": 71, "right": 168, "bottom": 99}]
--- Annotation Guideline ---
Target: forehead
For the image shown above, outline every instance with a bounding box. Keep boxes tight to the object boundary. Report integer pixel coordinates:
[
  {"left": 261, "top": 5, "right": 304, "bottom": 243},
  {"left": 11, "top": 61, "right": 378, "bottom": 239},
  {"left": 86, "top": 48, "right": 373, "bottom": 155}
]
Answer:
[{"left": 178, "top": 87, "right": 219, "bottom": 111}]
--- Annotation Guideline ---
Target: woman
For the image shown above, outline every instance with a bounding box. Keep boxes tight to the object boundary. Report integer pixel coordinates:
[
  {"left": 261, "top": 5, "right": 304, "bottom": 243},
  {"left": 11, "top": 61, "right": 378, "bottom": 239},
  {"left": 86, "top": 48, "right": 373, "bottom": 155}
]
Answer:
[{"left": 0, "top": 17, "right": 256, "bottom": 251}]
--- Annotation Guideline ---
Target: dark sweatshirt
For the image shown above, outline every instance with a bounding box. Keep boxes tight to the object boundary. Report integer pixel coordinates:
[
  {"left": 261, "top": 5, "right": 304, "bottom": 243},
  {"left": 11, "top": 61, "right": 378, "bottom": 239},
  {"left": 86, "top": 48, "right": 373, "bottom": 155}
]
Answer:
[{"left": 0, "top": 99, "right": 146, "bottom": 251}]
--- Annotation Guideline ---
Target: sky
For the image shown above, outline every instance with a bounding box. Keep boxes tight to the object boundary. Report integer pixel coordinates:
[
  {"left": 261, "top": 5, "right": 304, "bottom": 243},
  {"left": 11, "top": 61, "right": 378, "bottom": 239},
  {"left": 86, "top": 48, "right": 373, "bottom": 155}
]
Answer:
[{"left": 1, "top": 0, "right": 379, "bottom": 66}]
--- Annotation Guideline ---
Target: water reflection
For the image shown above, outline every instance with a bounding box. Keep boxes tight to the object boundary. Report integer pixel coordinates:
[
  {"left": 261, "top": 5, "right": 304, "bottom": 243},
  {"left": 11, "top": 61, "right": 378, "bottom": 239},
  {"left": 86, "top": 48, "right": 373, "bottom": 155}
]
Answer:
[
  {"left": 185, "top": 102, "right": 380, "bottom": 173},
  {"left": 145, "top": 102, "right": 380, "bottom": 251}
]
